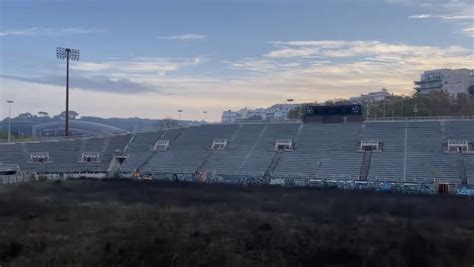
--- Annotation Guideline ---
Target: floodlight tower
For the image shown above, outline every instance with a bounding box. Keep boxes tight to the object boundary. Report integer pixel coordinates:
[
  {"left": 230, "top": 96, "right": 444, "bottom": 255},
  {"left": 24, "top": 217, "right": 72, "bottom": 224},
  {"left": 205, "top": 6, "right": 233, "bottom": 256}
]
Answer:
[
  {"left": 177, "top": 110, "right": 183, "bottom": 125},
  {"left": 203, "top": 111, "right": 207, "bottom": 122},
  {"left": 6, "top": 100, "right": 14, "bottom": 143},
  {"left": 56, "top": 47, "right": 80, "bottom": 136}
]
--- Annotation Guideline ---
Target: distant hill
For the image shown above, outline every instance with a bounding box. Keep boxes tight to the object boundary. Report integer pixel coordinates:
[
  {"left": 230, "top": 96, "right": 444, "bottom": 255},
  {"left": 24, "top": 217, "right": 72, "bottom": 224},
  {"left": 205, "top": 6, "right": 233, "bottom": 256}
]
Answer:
[{"left": 0, "top": 111, "right": 196, "bottom": 138}]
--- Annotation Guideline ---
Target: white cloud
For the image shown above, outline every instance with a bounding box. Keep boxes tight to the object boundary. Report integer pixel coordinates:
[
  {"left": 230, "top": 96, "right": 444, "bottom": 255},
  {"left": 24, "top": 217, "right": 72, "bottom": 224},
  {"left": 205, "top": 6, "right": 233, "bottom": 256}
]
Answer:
[
  {"left": 156, "top": 33, "right": 207, "bottom": 40},
  {"left": 2, "top": 39, "right": 473, "bottom": 121},
  {"left": 265, "top": 48, "right": 320, "bottom": 58},
  {"left": 393, "top": 0, "right": 473, "bottom": 38},
  {"left": 229, "top": 40, "right": 474, "bottom": 100},
  {"left": 409, "top": 14, "right": 433, "bottom": 19},
  {"left": 462, "top": 27, "right": 474, "bottom": 37},
  {"left": 0, "top": 27, "right": 104, "bottom": 37},
  {"left": 74, "top": 57, "right": 202, "bottom": 75}
]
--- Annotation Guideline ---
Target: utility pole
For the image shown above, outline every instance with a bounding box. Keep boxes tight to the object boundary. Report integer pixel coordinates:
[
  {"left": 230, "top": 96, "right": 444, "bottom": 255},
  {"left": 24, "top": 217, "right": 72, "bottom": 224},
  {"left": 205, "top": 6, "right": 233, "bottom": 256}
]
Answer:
[{"left": 7, "top": 100, "right": 14, "bottom": 142}]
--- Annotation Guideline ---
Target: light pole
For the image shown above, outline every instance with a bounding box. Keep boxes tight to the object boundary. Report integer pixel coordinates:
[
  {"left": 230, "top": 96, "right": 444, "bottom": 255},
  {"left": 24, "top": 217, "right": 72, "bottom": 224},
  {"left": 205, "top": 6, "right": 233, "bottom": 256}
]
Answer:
[
  {"left": 177, "top": 110, "right": 183, "bottom": 125},
  {"left": 6, "top": 100, "right": 13, "bottom": 143},
  {"left": 56, "top": 47, "right": 80, "bottom": 136},
  {"left": 203, "top": 111, "right": 207, "bottom": 122},
  {"left": 286, "top": 99, "right": 294, "bottom": 120}
]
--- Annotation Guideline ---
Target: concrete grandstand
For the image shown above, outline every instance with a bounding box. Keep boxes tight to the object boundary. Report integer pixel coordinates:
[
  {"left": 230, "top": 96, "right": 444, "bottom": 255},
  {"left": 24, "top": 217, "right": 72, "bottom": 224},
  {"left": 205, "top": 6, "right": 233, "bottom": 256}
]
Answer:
[{"left": 0, "top": 117, "right": 473, "bottom": 194}]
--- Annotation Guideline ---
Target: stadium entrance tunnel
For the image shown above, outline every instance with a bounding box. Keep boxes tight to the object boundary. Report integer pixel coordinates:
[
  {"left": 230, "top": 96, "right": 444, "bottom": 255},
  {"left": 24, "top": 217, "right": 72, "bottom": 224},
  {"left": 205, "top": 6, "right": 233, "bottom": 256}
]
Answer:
[
  {"left": 153, "top": 140, "right": 170, "bottom": 151},
  {"left": 274, "top": 139, "right": 293, "bottom": 151},
  {"left": 81, "top": 152, "right": 100, "bottom": 163},
  {"left": 30, "top": 152, "right": 51, "bottom": 163},
  {"left": 211, "top": 139, "right": 228, "bottom": 151},
  {"left": 357, "top": 140, "right": 383, "bottom": 152},
  {"left": 444, "top": 140, "right": 472, "bottom": 154}
]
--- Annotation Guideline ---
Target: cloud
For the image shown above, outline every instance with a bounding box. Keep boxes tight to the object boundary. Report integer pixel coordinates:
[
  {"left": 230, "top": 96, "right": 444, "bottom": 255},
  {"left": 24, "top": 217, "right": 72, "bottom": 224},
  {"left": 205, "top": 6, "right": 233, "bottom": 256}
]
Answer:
[
  {"left": 228, "top": 40, "right": 474, "bottom": 99},
  {"left": 0, "top": 56, "right": 203, "bottom": 95},
  {"left": 462, "top": 27, "right": 474, "bottom": 37},
  {"left": 391, "top": 0, "right": 473, "bottom": 37},
  {"left": 73, "top": 57, "right": 202, "bottom": 76},
  {"left": 156, "top": 33, "right": 207, "bottom": 40},
  {"left": 1, "top": 74, "right": 157, "bottom": 94},
  {"left": 0, "top": 27, "right": 104, "bottom": 37},
  {"left": 409, "top": 14, "right": 433, "bottom": 19},
  {"left": 2, "top": 38, "right": 473, "bottom": 121},
  {"left": 260, "top": 40, "right": 469, "bottom": 60}
]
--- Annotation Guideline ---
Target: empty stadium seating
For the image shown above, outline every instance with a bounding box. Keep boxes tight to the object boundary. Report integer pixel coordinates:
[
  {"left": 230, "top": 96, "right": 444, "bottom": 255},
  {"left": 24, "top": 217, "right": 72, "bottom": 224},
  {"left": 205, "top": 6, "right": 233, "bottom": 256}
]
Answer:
[{"left": 0, "top": 119, "right": 472, "bottom": 186}]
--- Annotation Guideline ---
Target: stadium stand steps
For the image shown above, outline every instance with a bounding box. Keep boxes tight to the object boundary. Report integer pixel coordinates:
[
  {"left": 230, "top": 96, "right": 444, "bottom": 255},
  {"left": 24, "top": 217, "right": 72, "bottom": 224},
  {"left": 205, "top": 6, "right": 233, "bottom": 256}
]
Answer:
[
  {"left": 236, "top": 124, "right": 268, "bottom": 176},
  {"left": 359, "top": 150, "right": 372, "bottom": 181},
  {"left": 1, "top": 120, "right": 473, "bottom": 186},
  {"left": 135, "top": 131, "right": 167, "bottom": 172},
  {"left": 142, "top": 125, "right": 239, "bottom": 174},
  {"left": 263, "top": 150, "right": 283, "bottom": 181},
  {"left": 123, "top": 132, "right": 137, "bottom": 153},
  {"left": 458, "top": 153, "right": 468, "bottom": 185}
]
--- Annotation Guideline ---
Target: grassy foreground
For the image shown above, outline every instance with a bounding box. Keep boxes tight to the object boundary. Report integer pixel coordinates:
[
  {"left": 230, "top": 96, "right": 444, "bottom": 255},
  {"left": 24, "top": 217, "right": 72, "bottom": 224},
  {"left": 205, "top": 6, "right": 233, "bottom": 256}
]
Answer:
[{"left": 0, "top": 179, "right": 473, "bottom": 267}]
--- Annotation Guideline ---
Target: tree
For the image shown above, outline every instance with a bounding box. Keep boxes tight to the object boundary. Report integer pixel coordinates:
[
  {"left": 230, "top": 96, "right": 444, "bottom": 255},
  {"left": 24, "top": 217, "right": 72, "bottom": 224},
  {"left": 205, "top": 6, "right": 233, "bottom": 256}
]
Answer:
[
  {"left": 17, "top": 113, "right": 33, "bottom": 120},
  {"left": 469, "top": 85, "right": 474, "bottom": 96},
  {"left": 57, "top": 111, "right": 79, "bottom": 120},
  {"left": 38, "top": 111, "right": 49, "bottom": 118}
]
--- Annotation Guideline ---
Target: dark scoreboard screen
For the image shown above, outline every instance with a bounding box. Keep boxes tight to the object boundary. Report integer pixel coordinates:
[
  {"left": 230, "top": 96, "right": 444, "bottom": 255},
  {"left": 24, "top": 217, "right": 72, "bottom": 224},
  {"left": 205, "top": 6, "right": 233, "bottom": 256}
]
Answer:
[{"left": 304, "top": 104, "right": 362, "bottom": 116}]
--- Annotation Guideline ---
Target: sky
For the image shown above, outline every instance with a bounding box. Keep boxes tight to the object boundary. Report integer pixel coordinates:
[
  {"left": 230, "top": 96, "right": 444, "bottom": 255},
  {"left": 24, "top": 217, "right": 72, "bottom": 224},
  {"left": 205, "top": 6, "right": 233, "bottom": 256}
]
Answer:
[{"left": 0, "top": 0, "right": 473, "bottom": 122}]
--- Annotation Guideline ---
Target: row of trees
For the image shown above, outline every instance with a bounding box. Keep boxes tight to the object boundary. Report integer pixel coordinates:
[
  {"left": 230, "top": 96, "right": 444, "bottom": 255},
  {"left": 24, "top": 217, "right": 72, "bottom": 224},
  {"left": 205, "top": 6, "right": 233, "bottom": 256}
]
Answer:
[
  {"left": 4, "top": 111, "right": 80, "bottom": 122},
  {"left": 289, "top": 91, "right": 474, "bottom": 119}
]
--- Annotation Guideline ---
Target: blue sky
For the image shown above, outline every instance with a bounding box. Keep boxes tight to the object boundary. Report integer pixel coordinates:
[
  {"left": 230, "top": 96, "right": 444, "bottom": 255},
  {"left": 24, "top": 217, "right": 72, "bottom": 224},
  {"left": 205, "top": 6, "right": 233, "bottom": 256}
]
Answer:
[{"left": 1, "top": 0, "right": 473, "bottom": 121}]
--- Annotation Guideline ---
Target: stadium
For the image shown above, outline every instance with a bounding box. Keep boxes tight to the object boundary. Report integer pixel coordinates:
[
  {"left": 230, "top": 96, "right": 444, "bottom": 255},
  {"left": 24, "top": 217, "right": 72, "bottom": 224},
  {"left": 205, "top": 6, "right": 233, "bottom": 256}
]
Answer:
[{"left": 1, "top": 104, "right": 473, "bottom": 195}]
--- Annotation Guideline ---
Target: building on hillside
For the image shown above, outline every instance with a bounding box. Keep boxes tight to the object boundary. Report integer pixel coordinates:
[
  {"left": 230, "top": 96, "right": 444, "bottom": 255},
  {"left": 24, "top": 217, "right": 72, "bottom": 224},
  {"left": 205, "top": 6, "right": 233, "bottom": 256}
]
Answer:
[
  {"left": 221, "top": 110, "right": 240, "bottom": 123},
  {"left": 221, "top": 103, "right": 301, "bottom": 123},
  {"left": 414, "top": 68, "right": 474, "bottom": 95},
  {"left": 349, "top": 88, "right": 391, "bottom": 103}
]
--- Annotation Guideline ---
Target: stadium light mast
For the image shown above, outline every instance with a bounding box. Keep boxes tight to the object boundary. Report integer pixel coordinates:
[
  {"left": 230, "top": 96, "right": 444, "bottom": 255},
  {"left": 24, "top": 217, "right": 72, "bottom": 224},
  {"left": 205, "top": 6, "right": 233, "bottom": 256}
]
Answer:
[
  {"left": 177, "top": 110, "right": 183, "bottom": 125},
  {"left": 56, "top": 47, "right": 80, "bottom": 136},
  {"left": 203, "top": 111, "right": 207, "bottom": 122},
  {"left": 6, "top": 100, "right": 14, "bottom": 143}
]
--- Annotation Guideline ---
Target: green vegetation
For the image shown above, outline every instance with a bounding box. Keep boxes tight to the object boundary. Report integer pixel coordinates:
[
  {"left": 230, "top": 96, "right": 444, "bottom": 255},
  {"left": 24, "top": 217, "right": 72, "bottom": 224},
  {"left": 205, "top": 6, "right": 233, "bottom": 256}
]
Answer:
[
  {"left": 0, "top": 179, "right": 473, "bottom": 266},
  {"left": 289, "top": 92, "right": 474, "bottom": 119},
  {"left": 469, "top": 85, "right": 474, "bottom": 96}
]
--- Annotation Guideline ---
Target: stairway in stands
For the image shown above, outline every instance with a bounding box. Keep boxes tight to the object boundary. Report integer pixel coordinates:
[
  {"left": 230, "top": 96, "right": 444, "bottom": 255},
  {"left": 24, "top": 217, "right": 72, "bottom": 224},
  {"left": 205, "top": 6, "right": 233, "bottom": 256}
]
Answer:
[
  {"left": 359, "top": 149, "right": 372, "bottom": 181},
  {"left": 293, "top": 124, "right": 304, "bottom": 149},
  {"left": 136, "top": 131, "right": 167, "bottom": 172},
  {"left": 20, "top": 143, "right": 29, "bottom": 162},
  {"left": 263, "top": 150, "right": 283, "bottom": 182},
  {"left": 123, "top": 133, "right": 137, "bottom": 153},
  {"left": 237, "top": 124, "right": 267, "bottom": 174},
  {"left": 440, "top": 120, "right": 447, "bottom": 144},
  {"left": 457, "top": 152, "right": 468, "bottom": 185},
  {"left": 100, "top": 138, "right": 110, "bottom": 153},
  {"left": 230, "top": 124, "right": 243, "bottom": 143},
  {"left": 195, "top": 150, "right": 215, "bottom": 177}
]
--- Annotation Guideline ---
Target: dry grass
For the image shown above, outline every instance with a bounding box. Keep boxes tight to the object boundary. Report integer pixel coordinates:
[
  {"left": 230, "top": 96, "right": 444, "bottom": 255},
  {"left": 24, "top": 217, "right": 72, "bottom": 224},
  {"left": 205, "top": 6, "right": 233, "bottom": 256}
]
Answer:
[{"left": 0, "top": 179, "right": 473, "bottom": 267}]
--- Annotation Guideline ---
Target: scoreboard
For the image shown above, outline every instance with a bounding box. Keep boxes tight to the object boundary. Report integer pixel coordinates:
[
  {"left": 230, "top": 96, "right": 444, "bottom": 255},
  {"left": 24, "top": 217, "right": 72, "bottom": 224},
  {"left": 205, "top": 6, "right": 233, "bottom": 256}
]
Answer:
[{"left": 303, "top": 104, "right": 363, "bottom": 123}]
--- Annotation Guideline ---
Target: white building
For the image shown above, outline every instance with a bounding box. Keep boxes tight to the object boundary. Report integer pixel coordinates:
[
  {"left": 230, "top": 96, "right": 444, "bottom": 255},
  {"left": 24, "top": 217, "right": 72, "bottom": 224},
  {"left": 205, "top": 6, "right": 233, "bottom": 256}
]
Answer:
[
  {"left": 221, "top": 110, "right": 240, "bottom": 123},
  {"left": 414, "top": 68, "right": 474, "bottom": 95},
  {"left": 221, "top": 103, "right": 301, "bottom": 123},
  {"left": 349, "top": 88, "right": 391, "bottom": 103}
]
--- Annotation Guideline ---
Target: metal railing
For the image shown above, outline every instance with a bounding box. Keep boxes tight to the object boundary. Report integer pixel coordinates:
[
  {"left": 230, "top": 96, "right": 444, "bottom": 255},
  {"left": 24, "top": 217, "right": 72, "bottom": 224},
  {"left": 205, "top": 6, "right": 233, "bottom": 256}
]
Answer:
[{"left": 366, "top": 116, "right": 474, "bottom": 121}]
